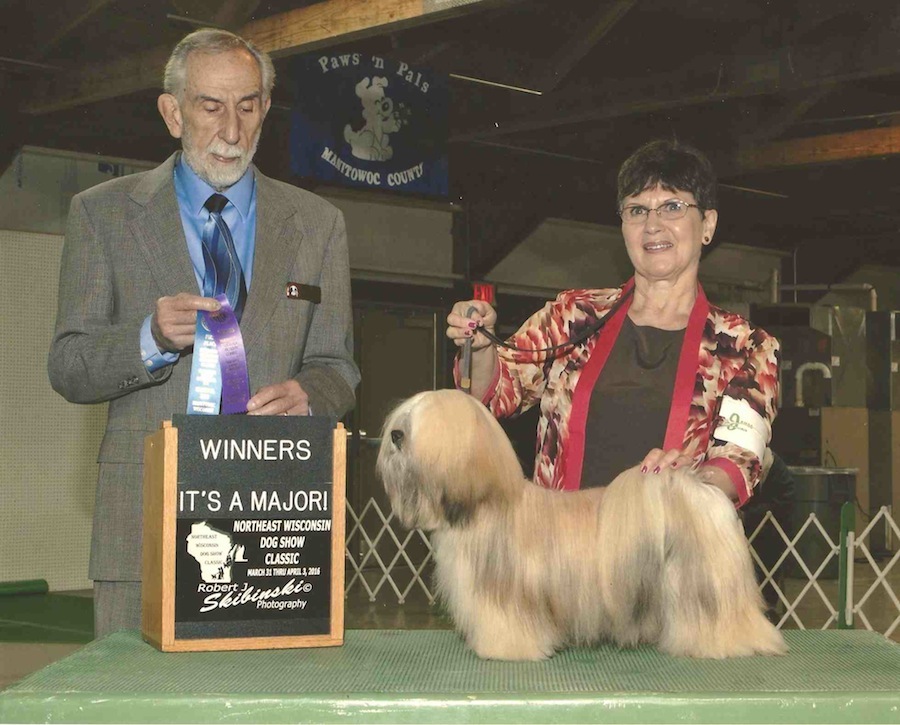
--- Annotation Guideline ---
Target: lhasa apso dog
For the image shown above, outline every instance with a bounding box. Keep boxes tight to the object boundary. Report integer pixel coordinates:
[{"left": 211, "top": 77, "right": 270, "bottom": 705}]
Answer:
[{"left": 377, "top": 389, "right": 787, "bottom": 661}]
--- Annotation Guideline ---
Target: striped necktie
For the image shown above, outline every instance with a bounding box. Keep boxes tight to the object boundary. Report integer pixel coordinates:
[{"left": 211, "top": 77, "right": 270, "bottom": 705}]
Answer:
[{"left": 201, "top": 193, "right": 247, "bottom": 320}]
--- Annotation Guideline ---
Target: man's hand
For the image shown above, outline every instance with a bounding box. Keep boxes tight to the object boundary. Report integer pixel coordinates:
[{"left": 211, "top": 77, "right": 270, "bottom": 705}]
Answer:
[
  {"left": 151, "top": 293, "right": 221, "bottom": 352},
  {"left": 246, "top": 379, "right": 309, "bottom": 416}
]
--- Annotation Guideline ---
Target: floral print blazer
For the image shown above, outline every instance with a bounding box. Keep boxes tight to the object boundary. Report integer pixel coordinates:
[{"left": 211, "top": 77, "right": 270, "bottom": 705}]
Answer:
[{"left": 467, "top": 279, "right": 781, "bottom": 506}]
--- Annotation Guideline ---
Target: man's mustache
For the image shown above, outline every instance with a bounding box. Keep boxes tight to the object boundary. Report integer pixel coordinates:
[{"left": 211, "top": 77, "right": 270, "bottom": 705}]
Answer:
[{"left": 206, "top": 144, "right": 244, "bottom": 160}]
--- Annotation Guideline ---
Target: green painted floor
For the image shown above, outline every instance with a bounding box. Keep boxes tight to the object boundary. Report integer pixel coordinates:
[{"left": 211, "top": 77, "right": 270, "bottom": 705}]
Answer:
[
  {"left": 0, "top": 593, "right": 93, "bottom": 644},
  {"left": 2, "top": 629, "right": 898, "bottom": 723}
]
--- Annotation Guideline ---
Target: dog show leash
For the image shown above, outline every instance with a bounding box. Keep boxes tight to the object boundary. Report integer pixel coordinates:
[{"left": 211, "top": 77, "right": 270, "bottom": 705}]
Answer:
[
  {"left": 460, "top": 305, "right": 477, "bottom": 395},
  {"left": 469, "top": 285, "right": 635, "bottom": 358}
]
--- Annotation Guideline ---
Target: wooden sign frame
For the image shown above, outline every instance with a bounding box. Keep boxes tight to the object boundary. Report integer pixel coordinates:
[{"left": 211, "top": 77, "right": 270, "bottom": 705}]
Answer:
[{"left": 142, "top": 418, "right": 345, "bottom": 652}]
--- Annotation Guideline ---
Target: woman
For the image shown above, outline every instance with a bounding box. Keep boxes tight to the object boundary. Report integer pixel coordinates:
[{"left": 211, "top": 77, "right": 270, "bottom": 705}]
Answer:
[{"left": 447, "top": 139, "right": 779, "bottom": 505}]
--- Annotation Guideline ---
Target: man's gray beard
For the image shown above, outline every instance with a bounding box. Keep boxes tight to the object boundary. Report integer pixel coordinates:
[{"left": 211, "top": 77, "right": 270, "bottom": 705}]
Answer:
[{"left": 182, "top": 132, "right": 260, "bottom": 191}]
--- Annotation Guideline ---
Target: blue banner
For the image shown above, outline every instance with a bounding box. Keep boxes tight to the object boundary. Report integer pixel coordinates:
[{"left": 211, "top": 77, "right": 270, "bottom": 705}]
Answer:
[{"left": 291, "top": 52, "right": 448, "bottom": 196}]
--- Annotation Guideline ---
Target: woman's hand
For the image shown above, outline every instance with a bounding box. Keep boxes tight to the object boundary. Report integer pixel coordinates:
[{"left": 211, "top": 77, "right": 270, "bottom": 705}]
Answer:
[
  {"left": 446, "top": 300, "right": 498, "bottom": 351},
  {"left": 446, "top": 300, "right": 500, "bottom": 399},
  {"left": 640, "top": 448, "right": 738, "bottom": 501},
  {"left": 639, "top": 448, "right": 693, "bottom": 474}
]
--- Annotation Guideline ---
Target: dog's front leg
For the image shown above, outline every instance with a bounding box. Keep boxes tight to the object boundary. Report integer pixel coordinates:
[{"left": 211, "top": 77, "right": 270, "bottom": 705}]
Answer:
[
  {"left": 439, "top": 557, "right": 561, "bottom": 660},
  {"left": 458, "top": 596, "right": 561, "bottom": 661}
]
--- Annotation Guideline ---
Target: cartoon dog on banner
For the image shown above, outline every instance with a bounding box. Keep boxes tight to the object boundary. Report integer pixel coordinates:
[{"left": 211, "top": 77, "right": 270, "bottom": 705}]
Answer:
[
  {"left": 344, "top": 76, "right": 405, "bottom": 161},
  {"left": 377, "top": 389, "right": 787, "bottom": 661}
]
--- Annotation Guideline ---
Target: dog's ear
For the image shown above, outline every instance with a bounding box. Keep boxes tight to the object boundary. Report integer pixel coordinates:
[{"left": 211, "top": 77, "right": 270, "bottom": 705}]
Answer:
[
  {"left": 427, "top": 400, "right": 524, "bottom": 526},
  {"left": 469, "top": 404, "right": 526, "bottom": 496},
  {"left": 424, "top": 450, "right": 484, "bottom": 529},
  {"left": 440, "top": 493, "right": 475, "bottom": 527}
]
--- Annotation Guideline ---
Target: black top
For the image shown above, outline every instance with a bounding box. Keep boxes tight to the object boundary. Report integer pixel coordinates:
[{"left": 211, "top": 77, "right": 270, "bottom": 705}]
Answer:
[{"left": 580, "top": 317, "right": 686, "bottom": 489}]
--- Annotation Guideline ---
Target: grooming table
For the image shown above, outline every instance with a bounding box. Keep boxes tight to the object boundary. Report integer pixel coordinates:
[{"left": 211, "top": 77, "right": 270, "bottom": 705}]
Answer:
[{"left": 1, "top": 630, "right": 898, "bottom": 723}]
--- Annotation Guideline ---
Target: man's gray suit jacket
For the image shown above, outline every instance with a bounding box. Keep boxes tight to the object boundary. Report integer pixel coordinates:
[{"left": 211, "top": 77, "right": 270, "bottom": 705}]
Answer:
[{"left": 49, "top": 153, "right": 360, "bottom": 582}]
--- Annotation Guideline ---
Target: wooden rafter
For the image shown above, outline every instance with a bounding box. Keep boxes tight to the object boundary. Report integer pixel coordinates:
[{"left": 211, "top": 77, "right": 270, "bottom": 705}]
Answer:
[
  {"left": 740, "top": 85, "right": 837, "bottom": 147},
  {"left": 467, "top": 201, "right": 546, "bottom": 278},
  {"left": 243, "top": 0, "right": 512, "bottom": 57},
  {"left": 20, "top": 0, "right": 519, "bottom": 114},
  {"left": 168, "top": 0, "right": 263, "bottom": 30},
  {"left": 530, "top": 0, "right": 637, "bottom": 93},
  {"left": 792, "top": 235, "right": 876, "bottom": 287},
  {"left": 738, "top": 125, "right": 900, "bottom": 171},
  {"left": 452, "top": 6, "right": 900, "bottom": 142},
  {"left": 29, "top": 0, "right": 115, "bottom": 59}
]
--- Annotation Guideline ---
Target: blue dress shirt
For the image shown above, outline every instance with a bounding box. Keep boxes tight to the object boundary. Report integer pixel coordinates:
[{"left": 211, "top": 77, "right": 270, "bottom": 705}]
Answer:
[{"left": 141, "top": 154, "right": 258, "bottom": 371}]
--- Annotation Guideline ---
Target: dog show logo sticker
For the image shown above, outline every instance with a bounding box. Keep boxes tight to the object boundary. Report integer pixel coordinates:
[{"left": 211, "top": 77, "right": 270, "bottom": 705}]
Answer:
[
  {"left": 290, "top": 52, "right": 449, "bottom": 196},
  {"left": 713, "top": 396, "right": 768, "bottom": 459}
]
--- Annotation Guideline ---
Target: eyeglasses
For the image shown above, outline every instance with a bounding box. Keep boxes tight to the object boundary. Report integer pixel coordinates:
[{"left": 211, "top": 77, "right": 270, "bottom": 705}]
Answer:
[{"left": 617, "top": 200, "right": 702, "bottom": 224}]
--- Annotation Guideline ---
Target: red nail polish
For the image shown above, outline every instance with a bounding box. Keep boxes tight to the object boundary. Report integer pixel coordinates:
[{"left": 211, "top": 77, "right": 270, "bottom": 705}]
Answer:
[
  {"left": 640, "top": 466, "right": 647, "bottom": 473},
  {"left": 468, "top": 321, "right": 477, "bottom": 328},
  {"left": 653, "top": 466, "right": 660, "bottom": 474}
]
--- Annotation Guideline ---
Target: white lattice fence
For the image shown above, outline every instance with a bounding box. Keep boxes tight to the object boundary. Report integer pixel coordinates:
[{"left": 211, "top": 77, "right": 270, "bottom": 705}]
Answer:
[
  {"left": 345, "top": 498, "right": 435, "bottom": 604},
  {"left": 746, "top": 510, "right": 844, "bottom": 630},
  {"left": 845, "top": 506, "right": 900, "bottom": 638},
  {"left": 346, "top": 498, "right": 900, "bottom": 638},
  {"left": 746, "top": 503, "right": 899, "bottom": 637}
]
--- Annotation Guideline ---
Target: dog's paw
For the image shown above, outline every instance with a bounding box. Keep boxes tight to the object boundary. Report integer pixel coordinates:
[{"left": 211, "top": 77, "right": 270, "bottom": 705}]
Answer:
[
  {"left": 468, "top": 633, "right": 556, "bottom": 661},
  {"left": 660, "top": 618, "right": 788, "bottom": 659}
]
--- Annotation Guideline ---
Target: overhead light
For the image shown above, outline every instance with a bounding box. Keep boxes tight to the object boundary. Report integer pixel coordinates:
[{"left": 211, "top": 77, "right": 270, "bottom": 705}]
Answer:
[
  {"left": 467, "top": 140, "right": 603, "bottom": 164},
  {"left": 449, "top": 73, "right": 542, "bottom": 96},
  {"left": 719, "top": 183, "right": 789, "bottom": 199},
  {"left": 798, "top": 110, "right": 900, "bottom": 126},
  {"left": 0, "top": 57, "right": 61, "bottom": 71},
  {"left": 166, "top": 14, "right": 224, "bottom": 29}
]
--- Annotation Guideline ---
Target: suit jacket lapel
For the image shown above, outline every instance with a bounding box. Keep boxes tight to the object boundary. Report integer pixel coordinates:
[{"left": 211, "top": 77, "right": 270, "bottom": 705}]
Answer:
[
  {"left": 128, "top": 153, "right": 198, "bottom": 296},
  {"left": 240, "top": 168, "right": 304, "bottom": 352},
  {"left": 126, "top": 160, "right": 307, "bottom": 355}
]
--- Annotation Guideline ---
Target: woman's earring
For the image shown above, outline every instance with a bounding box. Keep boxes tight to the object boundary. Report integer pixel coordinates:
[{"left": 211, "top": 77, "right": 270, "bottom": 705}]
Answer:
[{"left": 704, "top": 236, "right": 710, "bottom": 242}]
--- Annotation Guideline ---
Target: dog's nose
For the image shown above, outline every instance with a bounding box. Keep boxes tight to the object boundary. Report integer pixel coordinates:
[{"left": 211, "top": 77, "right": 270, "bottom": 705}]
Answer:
[{"left": 390, "top": 429, "right": 404, "bottom": 449}]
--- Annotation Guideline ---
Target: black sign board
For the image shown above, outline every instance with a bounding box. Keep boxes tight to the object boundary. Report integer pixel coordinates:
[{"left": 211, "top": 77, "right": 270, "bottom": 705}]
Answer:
[{"left": 142, "top": 416, "right": 346, "bottom": 651}]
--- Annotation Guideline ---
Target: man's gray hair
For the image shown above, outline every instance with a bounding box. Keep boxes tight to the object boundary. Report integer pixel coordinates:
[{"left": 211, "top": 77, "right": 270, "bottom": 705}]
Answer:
[{"left": 164, "top": 28, "right": 276, "bottom": 101}]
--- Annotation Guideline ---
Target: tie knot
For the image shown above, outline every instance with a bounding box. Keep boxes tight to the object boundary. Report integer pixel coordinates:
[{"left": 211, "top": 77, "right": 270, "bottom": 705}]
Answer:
[{"left": 204, "top": 193, "right": 228, "bottom": 215}]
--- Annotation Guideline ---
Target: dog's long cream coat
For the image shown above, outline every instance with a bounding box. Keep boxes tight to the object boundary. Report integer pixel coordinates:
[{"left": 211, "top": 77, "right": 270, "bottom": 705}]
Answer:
[{"left": 377, "top": 389, "right": 786, "bottom": 661}]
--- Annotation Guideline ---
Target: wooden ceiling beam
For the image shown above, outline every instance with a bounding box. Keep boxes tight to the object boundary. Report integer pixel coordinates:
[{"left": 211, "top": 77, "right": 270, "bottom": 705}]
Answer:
[
  {"left": 0, "top": 113, "right": 27, "bottom": 179},
  {"left": 169, "top": 0, "right": 262, "bottom": 30},
  {"left": 28, "top": 0, "right": 115, "bottom": 60},
  {"left": 791, "top": 235, "right": 877, "bottom": 288},
  {"left": 739, "top": 85, "right": 836, "bottom": 147},
  {"left": 20, "top": 0, "right": 520, "bottom": 115},
  {"left": 452, "top": 6, "right": 900, "bottom": 142},
  {"left": 466, "top": 201, "right": 546, "bottom": 278},
  {"left": 530, "top": 0, "right": 638, "bottom": 93},
  {"left": 738, "top": 125, "right": 900, "bottom": 172},
  {"left": 243, "top": 0, "right": 516, "bottom": 58}
]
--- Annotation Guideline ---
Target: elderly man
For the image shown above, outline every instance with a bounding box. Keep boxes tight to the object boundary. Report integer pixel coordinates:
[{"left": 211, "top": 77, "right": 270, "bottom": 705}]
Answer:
[{"left": 49, "top": 29, "right": 360, "bottom": 637}]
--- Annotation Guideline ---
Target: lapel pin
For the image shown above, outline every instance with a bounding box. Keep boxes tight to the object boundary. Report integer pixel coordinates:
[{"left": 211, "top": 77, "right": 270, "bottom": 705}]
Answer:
[{"left": 285, "top": 283, "right": 322, "bottom": 304}]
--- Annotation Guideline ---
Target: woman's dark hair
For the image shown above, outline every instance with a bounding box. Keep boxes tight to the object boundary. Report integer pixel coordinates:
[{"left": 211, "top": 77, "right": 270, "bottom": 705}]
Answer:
[{"left": 616, "top": 139, "right": 717, "bottom": 211}]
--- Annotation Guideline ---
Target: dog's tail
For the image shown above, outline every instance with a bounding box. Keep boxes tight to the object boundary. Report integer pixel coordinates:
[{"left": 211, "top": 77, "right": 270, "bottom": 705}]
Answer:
[{"left": 598, "top": 466, "right": 787, "bottom": 658}]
